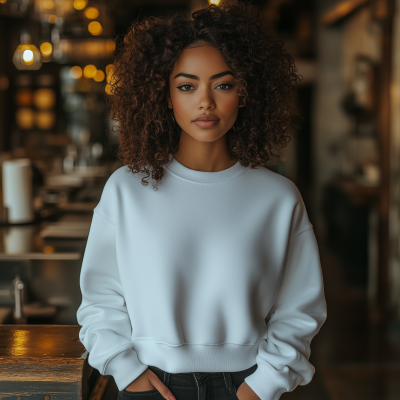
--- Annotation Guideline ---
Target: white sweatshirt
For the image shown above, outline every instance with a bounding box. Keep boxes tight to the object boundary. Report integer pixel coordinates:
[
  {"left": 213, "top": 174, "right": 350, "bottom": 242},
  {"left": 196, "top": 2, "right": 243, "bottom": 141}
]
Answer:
[{"left": 77, "top": 156, "right": 327, "bottom": 400}]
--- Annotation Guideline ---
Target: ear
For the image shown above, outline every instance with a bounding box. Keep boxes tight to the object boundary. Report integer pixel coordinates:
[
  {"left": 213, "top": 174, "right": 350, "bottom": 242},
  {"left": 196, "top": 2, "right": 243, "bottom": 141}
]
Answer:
[{"left": 167, "top": 97, "right": 173, "bottom": 109}]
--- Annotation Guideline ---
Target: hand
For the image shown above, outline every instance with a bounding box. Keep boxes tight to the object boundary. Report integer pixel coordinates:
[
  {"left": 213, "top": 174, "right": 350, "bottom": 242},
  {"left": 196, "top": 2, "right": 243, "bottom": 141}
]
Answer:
[
  {"left": 124, "top": 368, "right": 176, "bottom": 400},
  {"left": 236, "top": 381, "right": 261, "bottom": 400}
]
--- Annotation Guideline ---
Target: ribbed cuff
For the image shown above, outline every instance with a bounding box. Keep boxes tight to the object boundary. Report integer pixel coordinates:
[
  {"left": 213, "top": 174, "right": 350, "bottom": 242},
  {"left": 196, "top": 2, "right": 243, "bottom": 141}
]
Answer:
[
  {"left": 244, "top": 363, "right": 288, "bottom": 400},
  {"left": 104, "top": 348, "right": 149, "bottom": 391}
]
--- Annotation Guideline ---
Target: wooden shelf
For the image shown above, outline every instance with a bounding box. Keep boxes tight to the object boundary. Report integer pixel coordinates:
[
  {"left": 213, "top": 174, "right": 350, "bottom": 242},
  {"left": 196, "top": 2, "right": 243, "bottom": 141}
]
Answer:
[{"left": 0, "top": 325, "right": 117, "bottom": 399}]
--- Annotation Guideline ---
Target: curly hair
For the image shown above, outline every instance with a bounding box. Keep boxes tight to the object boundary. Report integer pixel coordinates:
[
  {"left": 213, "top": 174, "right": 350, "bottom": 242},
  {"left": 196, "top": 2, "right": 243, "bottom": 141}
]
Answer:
[{"left": 107, "top": 0, "right": 302, "bottom": 190}]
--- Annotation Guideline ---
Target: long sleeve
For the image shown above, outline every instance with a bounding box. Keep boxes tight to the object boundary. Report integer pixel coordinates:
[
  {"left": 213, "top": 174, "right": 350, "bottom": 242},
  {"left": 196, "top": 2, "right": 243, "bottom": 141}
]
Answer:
[
  {"left": 76, "top": 177, "right": 148, "bottom": 391},
  {"left": 244, "top": 225, "right": 327, "bottom": 400}
]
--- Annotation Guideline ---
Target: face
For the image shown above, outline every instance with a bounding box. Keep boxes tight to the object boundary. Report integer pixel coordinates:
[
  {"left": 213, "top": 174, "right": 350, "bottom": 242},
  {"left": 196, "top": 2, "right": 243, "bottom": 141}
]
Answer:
[{"left": 168, "top": 44, "right": 241, "bottom": 143}]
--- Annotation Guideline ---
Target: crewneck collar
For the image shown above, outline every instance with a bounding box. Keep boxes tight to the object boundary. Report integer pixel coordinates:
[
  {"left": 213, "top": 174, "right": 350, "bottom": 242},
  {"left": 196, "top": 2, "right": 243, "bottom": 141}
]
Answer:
[{"left": 164, "top": 155, "right": 249, "bottom": 184}]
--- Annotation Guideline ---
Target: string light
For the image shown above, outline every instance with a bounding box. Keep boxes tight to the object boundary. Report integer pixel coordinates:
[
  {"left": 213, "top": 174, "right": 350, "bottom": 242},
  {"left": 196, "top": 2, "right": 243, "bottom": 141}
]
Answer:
[
  {"left": 93, "top": 70, "right": 105, "bottom": 82},
  {"left": 84, "top": 7, "right": 99, "bottom": 19},
  {"left": 105, "top": 64, "right": 114, "bottom": 75},
  {"left": 83, "top": 64, "right": 97, "bottom": 78},
  {"left": 88, "top": 21, "right": 103, "bottom": 35},
  {"left": 40, "top": 42, "right": 52, "bottom": 56},
  {"left": 106, "top": 68, "right": 116, "bottom": 85},
  {"left": 73, "top": 0, "right": 87, "bottom": 10},
  {"left": 105, "top": 84, "right": 113, "bottom": 95}
]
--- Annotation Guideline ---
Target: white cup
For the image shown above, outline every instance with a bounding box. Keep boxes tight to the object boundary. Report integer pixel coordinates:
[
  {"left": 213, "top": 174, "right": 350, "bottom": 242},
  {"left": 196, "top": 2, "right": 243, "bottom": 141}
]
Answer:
[
  {"left": 2, "top": 158, "right": 34, "bottom": 224},
  {"left": 4, "top": 226, "right": 34, "bottom": 253}
]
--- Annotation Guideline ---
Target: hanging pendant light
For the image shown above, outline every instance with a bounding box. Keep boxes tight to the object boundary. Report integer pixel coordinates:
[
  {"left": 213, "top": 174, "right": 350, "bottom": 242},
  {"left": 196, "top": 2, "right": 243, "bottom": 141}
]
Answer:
[{"left": 13, "top": 30, "right": 42, "bottom": 70}]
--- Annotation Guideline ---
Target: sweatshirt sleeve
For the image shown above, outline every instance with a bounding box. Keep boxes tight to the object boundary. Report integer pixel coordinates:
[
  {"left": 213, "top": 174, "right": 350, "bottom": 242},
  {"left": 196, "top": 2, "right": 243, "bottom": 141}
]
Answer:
[
  {"left": 76, "top": 174, "right": 148, "bottom": 391},
  {"left": 244, "top": 201, "right": 327, "bottom": 400}
]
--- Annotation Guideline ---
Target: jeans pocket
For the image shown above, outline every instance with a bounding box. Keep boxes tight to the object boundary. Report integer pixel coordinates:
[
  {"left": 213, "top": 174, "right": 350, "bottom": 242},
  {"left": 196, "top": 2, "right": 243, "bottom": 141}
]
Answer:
[
  {"left": 227, "top": 375, "right": 240, "bottom": 400},
  {"left": 123, "top": 388, "right": 159, "bottom": 393},
  {"left": 234, "top": 383, "right": 241, "bottom": 400},
  {"left": 119, "top": 388, "right": 161, "bottom": 398}
]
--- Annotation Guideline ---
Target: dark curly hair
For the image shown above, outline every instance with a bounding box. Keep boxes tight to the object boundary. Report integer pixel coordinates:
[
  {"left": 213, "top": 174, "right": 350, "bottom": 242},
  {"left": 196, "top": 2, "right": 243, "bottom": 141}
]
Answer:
[{"left": 107, "top": 0, "right": 302, "bottom": 190}]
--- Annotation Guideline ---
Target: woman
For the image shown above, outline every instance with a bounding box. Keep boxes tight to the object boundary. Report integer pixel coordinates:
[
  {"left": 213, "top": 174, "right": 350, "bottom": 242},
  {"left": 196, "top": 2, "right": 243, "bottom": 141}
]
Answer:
[{"left": 76, "top": 2, "right": 327, "bottom": 400}]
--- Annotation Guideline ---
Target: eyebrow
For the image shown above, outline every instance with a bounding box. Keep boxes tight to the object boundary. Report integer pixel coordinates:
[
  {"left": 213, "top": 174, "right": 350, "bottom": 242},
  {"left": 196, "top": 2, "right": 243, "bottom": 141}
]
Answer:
[{"left": 173, "top": 70, "right": 234, "bottom": 80}]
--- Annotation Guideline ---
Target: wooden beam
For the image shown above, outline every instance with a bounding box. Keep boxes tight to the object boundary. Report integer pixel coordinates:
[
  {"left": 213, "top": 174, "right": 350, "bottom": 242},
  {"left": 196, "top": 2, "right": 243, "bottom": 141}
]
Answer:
[
  {"left": 376, "top": 1, "right": 395, "bottom": 316},
  {"left": 321, "top": 0, "right": 370, "bottom": 26}
]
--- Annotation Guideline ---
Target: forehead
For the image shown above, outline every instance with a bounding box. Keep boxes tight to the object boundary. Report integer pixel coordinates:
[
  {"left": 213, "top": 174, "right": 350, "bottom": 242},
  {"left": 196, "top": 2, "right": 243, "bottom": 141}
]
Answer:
[{"left": 171, "top": 45, "right": 230, "bottom": 77}]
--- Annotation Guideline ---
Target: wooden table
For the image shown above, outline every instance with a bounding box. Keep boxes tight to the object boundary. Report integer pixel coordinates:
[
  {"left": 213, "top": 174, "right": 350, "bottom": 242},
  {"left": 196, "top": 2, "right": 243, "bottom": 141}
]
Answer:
[{"left": 0, "top": 325, "right": 118, "bottom": 399}]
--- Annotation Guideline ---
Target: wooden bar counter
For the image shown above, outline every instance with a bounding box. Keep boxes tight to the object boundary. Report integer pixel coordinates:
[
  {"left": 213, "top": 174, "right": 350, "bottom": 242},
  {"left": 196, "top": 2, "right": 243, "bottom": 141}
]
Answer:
[{"left": 0, "top": 325, "right": 118, "bottom": 400}]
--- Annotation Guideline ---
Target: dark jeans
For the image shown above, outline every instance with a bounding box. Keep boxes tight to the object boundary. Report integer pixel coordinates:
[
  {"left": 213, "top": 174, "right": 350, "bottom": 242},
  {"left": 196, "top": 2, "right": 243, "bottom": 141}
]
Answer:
[{"left": 118, "top": 364, "right": 258, "bottom": 400}]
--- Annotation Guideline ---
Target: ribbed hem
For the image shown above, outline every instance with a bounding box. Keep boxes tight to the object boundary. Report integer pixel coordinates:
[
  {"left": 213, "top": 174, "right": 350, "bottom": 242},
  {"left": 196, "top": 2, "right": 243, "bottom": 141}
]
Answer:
[
  {"left": 104, "top": 348, "right": 149, "bottom": 391},
  {"left": 164, "top": 154, "right": 249, "bottom": 184},
  {"left": 131, "top": 339, "right": 261, "bottom": 372},
  {"left": 244, "top": 362, "right": 288, "bottom": 400}
]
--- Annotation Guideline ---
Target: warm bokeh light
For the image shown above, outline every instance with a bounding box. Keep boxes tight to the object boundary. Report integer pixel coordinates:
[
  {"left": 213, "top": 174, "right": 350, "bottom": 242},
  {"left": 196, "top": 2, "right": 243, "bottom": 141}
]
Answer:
[
  {"left": 106, "top": 39, "right": 116, "bottom": 52},
  {"left": 43, "top": 245, "right": 55, "bottom": 254},
  {"left": 33, "top": 89, "right": 56, "bottom": 109},
  {"left": 84, "top": 6, "right": 99, "bottom": 19},
  {"left": 93, "top": 70, "right": 105, "bottom": 82},
  {"left": 83, "top": 64, "right": 97, "bottom": 78},
  {"left": 36, "top": 111, "right": 55, "bottom": 130},
  {"left": 88, "top": 21, "right": 103, "bottom": 36},
  {"left": 105, "top": 84, "right": 113, "bottom": 95},
  {"left": 208, "top": 0, "right": 221, "bottom": 4},
  {"left": 16, "top": 108, "right": 35, "bottom": 129},
  {"left": 15, "top": 89, "right": 33, "bottom": 106},
  {"left": 70, "top": 66, "right": 82, "bottom": 79},
  {"left": 106, "top": 69, "right": 116, "bottom": 86},
  {"left": 105, "top": 64, "right": 114, "bottom": 75},
  {"left": 40, "top": 42, "right": 52, "bottom": 56},
  {"left": 0, "top": 0, "right": 8, "bottom": 3},
  {"left": 73, "top": 0, "right": 87, "bottom": 10},
  {"left": 22, "top": 50, "right": 34, "bottom": 64},
  {"left": 43, "top": 0, "right": 55, "bottom": 9},
  {"left": 48, "top": 14, "right": 57, "bottom": 23}
]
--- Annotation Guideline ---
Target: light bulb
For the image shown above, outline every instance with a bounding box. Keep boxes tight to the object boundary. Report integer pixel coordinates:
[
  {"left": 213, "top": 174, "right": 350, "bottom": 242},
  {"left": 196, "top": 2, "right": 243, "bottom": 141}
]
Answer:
[
  {"left": 13, "top": 45, "right": 42, "bottom": 70},
  {"left": 22, "top": 50, "right": 34, "bottom": 63},
  {"left": 13, "top": 31, "right": 42, "bottom": 70}
]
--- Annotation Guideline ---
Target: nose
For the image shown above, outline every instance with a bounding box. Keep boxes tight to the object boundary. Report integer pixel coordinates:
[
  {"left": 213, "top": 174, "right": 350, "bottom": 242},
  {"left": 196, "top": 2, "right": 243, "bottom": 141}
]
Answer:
[{"left": 197, "top": 87, "right": 216, "bottom": 110}]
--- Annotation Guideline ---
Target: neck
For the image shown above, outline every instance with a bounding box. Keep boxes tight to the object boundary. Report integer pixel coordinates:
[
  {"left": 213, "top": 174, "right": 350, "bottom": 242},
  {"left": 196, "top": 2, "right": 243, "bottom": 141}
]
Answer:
[{"left": 174, "top": 130, "right": 237, "bottom": 173}]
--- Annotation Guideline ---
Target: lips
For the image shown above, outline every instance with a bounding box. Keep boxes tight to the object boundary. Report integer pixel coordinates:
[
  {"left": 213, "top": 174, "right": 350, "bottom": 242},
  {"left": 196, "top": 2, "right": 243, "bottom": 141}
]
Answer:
[{"left": 193, "top": 115, "right": 220, "bottom": 129}]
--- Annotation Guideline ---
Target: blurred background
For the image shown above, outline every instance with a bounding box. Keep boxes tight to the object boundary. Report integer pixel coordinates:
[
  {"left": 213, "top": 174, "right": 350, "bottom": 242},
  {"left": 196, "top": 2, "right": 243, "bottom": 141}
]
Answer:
[{"left": 0, "top": 0, "right": 399, "bottom": 399}]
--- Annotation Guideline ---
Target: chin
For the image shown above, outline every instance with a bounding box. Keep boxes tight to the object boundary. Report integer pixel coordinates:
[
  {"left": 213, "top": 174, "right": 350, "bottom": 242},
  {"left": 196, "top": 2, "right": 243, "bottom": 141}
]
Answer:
[{"left": 189, "top": 130, "right": 227, "bottom": 142}]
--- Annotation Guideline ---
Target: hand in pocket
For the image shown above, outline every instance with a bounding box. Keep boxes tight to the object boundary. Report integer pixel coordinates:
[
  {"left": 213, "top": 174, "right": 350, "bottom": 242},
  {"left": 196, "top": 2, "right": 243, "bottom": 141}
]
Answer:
[
  {"left": 236, "top": 382, "right": 261, "bottom": 400},
  {"left": 124, "top": 368, "right": 176, "bottom": 400}
]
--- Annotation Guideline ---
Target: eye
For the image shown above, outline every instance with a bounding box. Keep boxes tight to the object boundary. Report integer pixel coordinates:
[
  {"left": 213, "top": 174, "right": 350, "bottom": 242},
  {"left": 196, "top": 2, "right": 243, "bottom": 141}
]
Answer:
[
  {"left": 176, "top": 84, "right": 194, "bottom": 92},
  {"left": 216, "top": 83, "right": 233, "bottom": 90}
]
